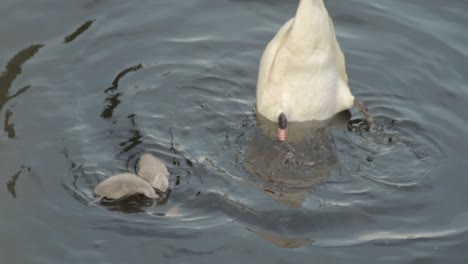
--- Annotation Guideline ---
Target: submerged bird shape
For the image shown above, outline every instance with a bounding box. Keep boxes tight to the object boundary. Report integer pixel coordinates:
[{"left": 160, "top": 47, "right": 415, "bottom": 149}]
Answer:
[{"left": 256, "top": 0, "right": 371, "bottom": 140}]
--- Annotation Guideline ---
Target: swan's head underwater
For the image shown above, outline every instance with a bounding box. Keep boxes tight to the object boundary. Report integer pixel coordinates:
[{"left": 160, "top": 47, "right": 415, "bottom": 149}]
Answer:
[{"left": 256, "top": 0, "right": 364, "bottom": 141}]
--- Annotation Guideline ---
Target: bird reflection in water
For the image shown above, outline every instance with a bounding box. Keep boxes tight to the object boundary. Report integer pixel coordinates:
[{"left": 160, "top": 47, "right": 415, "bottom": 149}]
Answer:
[{"left": 244, "top": 111, "right": 351, "bottom": 208}]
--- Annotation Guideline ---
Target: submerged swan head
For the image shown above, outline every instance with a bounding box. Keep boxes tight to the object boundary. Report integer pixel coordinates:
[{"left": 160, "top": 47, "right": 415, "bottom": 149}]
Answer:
[
  {"left": 137, "top": 153, "right": 170, "bottom": 192},
  {"left": 94, "top": 173, "right": 159, "bottom": 200},
  {"left": 256, "top": 0, "right": 355, "bottom": 140}
]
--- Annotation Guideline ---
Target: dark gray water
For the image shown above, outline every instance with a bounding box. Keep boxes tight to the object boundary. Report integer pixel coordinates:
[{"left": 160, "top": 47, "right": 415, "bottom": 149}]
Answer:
[{"left": 1, "top": 0, "right": 467, "bottom": 263}]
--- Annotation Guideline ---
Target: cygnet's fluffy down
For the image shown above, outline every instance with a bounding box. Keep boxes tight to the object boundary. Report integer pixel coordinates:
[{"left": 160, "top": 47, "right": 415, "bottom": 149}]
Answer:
[
  {"left": 94, "top": 173, "right": 158, "bottom": 200},
  {"left": 256, "top": 0, "right": 355, "bottom": 122},
  {"left": 137, "top": 153, "right": 170, "bottom": 192}
]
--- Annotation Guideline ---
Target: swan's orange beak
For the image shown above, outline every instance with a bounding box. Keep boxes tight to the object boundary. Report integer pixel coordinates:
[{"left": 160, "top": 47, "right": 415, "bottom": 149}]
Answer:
[{"left": 278, "top": 113, "right": 288, "bottom": 142}]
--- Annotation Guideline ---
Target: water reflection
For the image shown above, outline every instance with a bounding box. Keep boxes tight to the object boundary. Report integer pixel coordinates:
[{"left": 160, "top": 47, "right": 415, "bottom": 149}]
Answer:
[
  {"left": 101, "top": 64, "right": 143, "bottom": 119},
  {"left": 99, "top": 195, "right": 156, "bottom": 214},
  {"left": 0, "top": 44, "right": 43, "bottom": 111},
  {"left": 4, "top": 109, "right": 15, "bottom": 138},
  {"left": 247, "top": 228, "right": 313, "bottom": 248},
  {"left": 6, "top": 165, "right": 29, "bottom": 198},
  {"left": 118, "top": 114, "right": 143, "bottom": 154},
  {"left": 64, "top": 20, "right": 95, "bottom": 43},
  {"left": 244, "top": 112, "right": 351, "bottom": 207},
  {"left": 0, "top": 44, "right": 43, "bottom": 138},
  {"left": 163, "top": 245, "right": 224, "bottom": 258}
]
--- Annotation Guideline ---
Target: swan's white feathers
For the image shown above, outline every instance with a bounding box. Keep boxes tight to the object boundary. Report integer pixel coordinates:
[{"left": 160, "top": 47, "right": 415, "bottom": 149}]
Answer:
[{"left": 256, "top": 0, "right": 355, "bottom": 122}]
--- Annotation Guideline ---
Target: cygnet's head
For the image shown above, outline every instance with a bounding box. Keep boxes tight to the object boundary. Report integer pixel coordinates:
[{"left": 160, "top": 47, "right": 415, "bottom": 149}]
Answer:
[
  {"left": 137, "top": 153, "right": 170, "bottom": 192},
  {"left": 151, "top": 173, "right": 169, "bottom": 193}
]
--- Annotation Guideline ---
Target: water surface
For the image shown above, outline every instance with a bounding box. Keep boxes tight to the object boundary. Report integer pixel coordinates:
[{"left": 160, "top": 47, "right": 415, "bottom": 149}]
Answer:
[{"left": 1, "top": 0, "right": 467, "bottom": 263}]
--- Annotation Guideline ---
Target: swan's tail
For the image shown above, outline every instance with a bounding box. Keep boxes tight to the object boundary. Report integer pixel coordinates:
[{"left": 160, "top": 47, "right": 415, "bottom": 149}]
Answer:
[{"left": 277, "top": 113, "right": 288, "bottom": 142}]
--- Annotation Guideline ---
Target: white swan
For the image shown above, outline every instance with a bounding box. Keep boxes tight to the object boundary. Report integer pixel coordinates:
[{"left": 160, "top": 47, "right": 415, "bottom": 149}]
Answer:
[
  {"left": 137, "top": 153, "right": 170, "bottom": 192},
  {"left": 257, "top": 0, "right": 369, "bottom": 134}
]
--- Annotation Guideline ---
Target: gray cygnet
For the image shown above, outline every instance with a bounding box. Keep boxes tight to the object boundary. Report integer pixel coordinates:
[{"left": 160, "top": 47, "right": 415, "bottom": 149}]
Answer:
[
  {"left": 94, "top": 173, "right": 159, "bottom": 200},
  {"left": 136, "top": 153, "right": 170, "bottom": 192}
]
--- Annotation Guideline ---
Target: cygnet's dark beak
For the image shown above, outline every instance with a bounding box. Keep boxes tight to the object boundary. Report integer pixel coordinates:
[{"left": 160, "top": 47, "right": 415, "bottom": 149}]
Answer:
[{"left": 278, "top": 113, "right": 288, "bottom": 142}]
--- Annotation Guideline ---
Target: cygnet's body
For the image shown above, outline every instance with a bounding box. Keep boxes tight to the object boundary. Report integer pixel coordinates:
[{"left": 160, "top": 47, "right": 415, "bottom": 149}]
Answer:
[
  {"left": 257, "top": 0, "right": 355, "bottom": 123},
  {"left": 94, "top": 173, "right": 158, "bottom": 200},
  {"left": 137, "top": 153, "right": 170, "bottom": 192}
]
